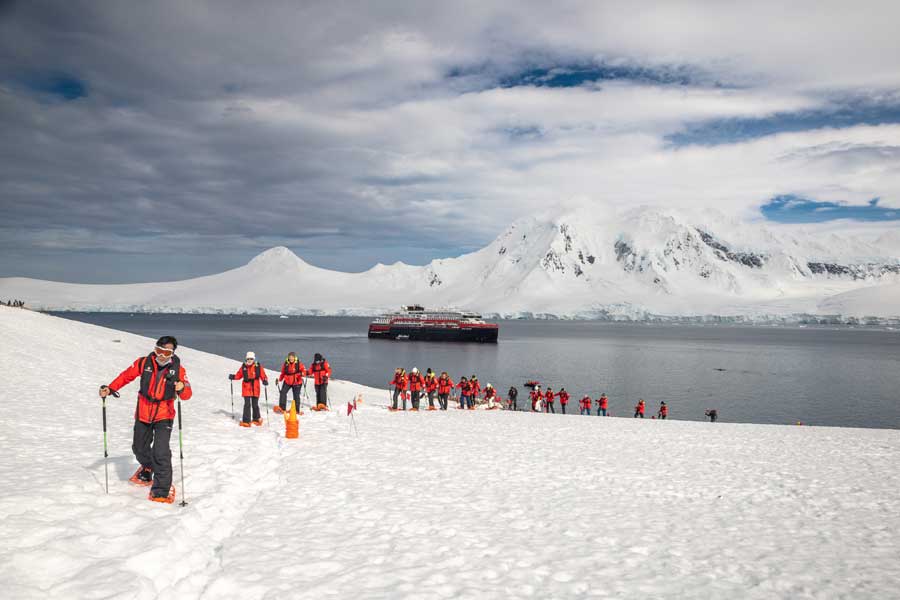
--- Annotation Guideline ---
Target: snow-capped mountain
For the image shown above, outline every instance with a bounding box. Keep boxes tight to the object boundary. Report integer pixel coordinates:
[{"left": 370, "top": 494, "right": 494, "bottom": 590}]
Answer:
[{"left": 2, "top": 207, "right": 899, "bottom": 320}]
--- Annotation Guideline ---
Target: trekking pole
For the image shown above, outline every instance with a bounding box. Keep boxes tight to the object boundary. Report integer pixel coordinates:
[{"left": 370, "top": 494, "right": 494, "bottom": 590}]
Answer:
[
  {"left": 176, "top": 397, "right": 188, "bottom": 507},
  {"left": 263, "top": 384, "right": 271, "bottom": 428},
  {"left": 229, "top": 379, "right": 235, "bottom": 420},
  {"left": 100, "top": 388, "right": 119, "bottom": 494}
]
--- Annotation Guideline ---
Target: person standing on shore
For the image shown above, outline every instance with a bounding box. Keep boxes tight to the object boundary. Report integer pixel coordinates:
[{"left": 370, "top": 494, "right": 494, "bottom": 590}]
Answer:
[
  {"left": 100, "top": 335, "right": 191, "bottom": 503},
  {"left": 424, "top": 368, "right": 438, "bottom": 410},
  {"left": 276, "top": 352, "right": 306, "bottom": 414},
  {"left": 507, "top": 385, "right": 518, "bottom": 411},
  {"left": 558, "top": 388, "right": 570, "bottom": 414},
  {"left": 456, "top": 376, "right": 471, "bottom": 410},
  {"left": 544, "top": 387, "right": 555, "bottom": 414},
  {"left": 408, "top": 367, "right": 425, "bottom": 411},
  {"left": 579, "top": 394, "right": 591, "bottom": 415},
  {"left": 389, "top": 368, "right": 408, "bottom": 411},
  {"left": 231, "top": 351, "right": 268, "bottom": 427},
  {"left": 705, "top": 408, "right": 718, "bottom": 422},
  {"left": 437, "top": 371, "right": 453, "bottom": 410},
  {"left": 309, "top": 353, "right": 331, "bottom": 410},
  {"left": 530, "top": 385, "right": 542, "bottom": 412},
  {"left": 634, "top": 399, "right": 645, "bottom": 418},
  {"left": 657, "top": 401, "right": 668, "bottom": 420},
  {"left": 598, "top": 393, "right": 609, "bottom": 416},
  {"left": 468, "top": 376, "right": 481, "bottom": 410}
]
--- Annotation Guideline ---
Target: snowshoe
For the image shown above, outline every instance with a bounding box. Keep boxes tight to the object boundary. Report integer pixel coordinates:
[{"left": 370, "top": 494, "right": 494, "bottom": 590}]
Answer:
[
  {"left": 388, "top": 407, "right": 399, "bottom": 412},
  {"left": 316, "top": 404, "right": 328, "bottom": 411},
  {"left": 273, "top": 406, "right": 284, "bottom": 414},
  {"left": 129, "top": 466, "right": 153, "bottom": 486},
  {"left": 149, "top": 485, "right": 176, "bottom": 504},
  {"left": 239, "top": 421, "right": 251, "bottom": 428},
  {"left": 252, "top": 419, "right": 263, "bottom": 426},
  {"left": 427, "top": 406, "right": 437, "bottom": 411}
]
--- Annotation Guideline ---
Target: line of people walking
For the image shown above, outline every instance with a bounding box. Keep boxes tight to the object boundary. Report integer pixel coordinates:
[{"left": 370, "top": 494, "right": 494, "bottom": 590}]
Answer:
[{"left": 228, "top": 350, "right": 332, "bottom": 427}]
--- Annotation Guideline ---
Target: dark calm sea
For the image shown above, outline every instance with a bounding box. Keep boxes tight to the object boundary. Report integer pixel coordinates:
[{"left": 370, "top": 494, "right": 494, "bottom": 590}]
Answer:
[{"left": 55, "top": 313, "right": 900, "bottom": 429}]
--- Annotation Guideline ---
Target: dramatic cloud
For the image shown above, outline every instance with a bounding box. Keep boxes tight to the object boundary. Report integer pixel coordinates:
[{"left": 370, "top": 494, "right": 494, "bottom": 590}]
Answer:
[{"left": 1, "top": 0, "right": 899, "bottom": 281}]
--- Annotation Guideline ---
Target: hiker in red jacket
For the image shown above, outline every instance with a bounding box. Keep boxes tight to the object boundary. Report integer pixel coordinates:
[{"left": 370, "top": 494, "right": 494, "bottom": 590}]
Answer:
[
  {"left": 437, "top": 371, "right": 454, "bottom": 410},
  {"left": 530, "top": 385, "right": 542, "bottom": 412},
  {"left": 408, "top": 367, "right": 426, "bottom": 411},
  {"left": 484, "top": 383, "right": 500, "bottom": 409},
  {"left": 579, "top": 395, "right": 591, "bottom": 415},
  {"left": 657, "top": 401, "right": 668, "bottom": 420},
  {"left": 100, "top": 335, "right": 191, "bottom": 503},
  {"left": 456, "top": 376, "right": 471, "bottom": 410},
  {"left": 230, "top": 351, "right": 268, "bottom": 426},
  {"left": 468, "top": 376, "right": 481, "bottom": 410},
  {"left": 424, "top": 368, "right": 438, "bottom": 410},
  {"left": 558, "top": 388, "right": 570, "bottom": 414},
  {"left": 276, "top": 352, "right": 306, "bottom": 414},
  {"left": 634, "top": 399, "right": 645, "bottom": 418},
  {"left": 598, "top": 393, "right": 609, "bottom": 416},
  {"left": 389, "top": 368, "right": 408, "bottom": 411},
  {"left": 309, "top": 353, "right": 331, "bottom": 410},
  {"left": 544, "top": 387, "right": 555, "bottom": 414}
]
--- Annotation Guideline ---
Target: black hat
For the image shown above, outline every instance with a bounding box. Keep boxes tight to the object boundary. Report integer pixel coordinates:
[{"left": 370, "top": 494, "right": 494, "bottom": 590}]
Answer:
[
  {"left": 314, "top": 352, "right": 323, "bottom": 362},
  {"left": 156, "top": 335, "right": 178, "bottom": 350}
]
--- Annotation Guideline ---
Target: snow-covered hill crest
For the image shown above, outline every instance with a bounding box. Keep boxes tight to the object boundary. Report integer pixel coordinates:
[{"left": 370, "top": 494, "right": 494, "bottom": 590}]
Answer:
[{"left": 2, "top": 207, "right": 899, "bottom": 320}]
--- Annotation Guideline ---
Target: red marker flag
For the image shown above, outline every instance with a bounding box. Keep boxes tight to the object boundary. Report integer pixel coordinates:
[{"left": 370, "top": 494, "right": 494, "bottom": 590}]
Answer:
[{"left": 347, "top": 402, "right": 355, "bottom": 416}]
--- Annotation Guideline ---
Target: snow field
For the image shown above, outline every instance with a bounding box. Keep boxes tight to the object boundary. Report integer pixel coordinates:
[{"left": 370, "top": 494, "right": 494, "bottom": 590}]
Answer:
[{"left": 1, "top": 306, "right": 899, "bottom": 599}]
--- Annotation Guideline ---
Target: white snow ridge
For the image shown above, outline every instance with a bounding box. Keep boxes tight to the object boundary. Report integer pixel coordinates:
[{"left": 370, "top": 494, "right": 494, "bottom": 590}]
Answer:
[
  {"left": 1, "top": 207, "right": 899, "bottom": 321},
  {"left": 1, "top": 305, "right": 900, "bottom": 598}
]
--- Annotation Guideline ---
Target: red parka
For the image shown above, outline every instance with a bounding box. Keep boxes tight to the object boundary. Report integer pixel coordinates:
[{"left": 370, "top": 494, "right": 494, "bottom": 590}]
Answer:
[
  {"left": 659, "top": 404, "right": 668, "bottom": 417},
  {"left": 456, "top": 380, "right": 471, "bottom": 395},
  {"left": 109, "top": 354, "right": 192, "bottom": 423},
  {"left": 635, "top": 400, "right": 645, "bottom": 414},
  {"left": 234, "top": 363, "right": 268, "bottom": 397},
  {"left": 425, "top": 375, "right": 438, "bottom": 393},
  {"left": 310, "top": 360, "right": 331, "bottom": 385},
  {"left": 437, "top": 376, "right": 454, "bottom": 395},
  {"left": 279, "top": 360, "right": 307, "bottom": 386},
  {"left": 599, "top": 396, "right": 609, "bottom": 409},
  {"left": 390, "top": 372, "right": 409, "bottom": 391},
  {"left": 544, "top": 389, "right": 555, "bottom": 404},
  {"left": 408, "top": 372, "right": 425, "bottom": 392},
  {"left": 470, "top": 380, "right": 482, "bottom": 398},
  {"left": 580, "top": 396, "right": 591, "bottom": 410},
  {"left": 558, "top": 390, "right": 570, "bottom": 405}
]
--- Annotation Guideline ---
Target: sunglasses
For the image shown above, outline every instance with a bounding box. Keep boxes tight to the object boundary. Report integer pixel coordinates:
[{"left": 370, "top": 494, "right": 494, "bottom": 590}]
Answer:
[
  {"left": 154, "top": 346, "right": 174, "bottom": 357},
  {"left": 245, "top": 358, "right": 255, "bottom": 363}
]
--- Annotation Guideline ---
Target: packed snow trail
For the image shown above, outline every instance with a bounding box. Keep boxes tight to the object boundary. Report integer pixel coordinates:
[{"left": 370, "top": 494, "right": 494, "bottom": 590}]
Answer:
[{"left": 2, "top": 306, "right": 900, "bottom": 599}]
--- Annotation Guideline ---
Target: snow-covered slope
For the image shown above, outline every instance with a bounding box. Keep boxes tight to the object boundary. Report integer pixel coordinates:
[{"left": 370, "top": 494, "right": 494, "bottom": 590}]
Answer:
[
  {"left": 2, "top": 306, "right": 900, "bottom": 598},
  {"left": 2, "top": 207, "right": 898, "bottom": 320}
]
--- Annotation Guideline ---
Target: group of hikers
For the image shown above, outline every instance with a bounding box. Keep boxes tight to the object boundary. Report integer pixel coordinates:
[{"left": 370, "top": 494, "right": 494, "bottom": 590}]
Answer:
[
  {"left": 386, "top": 370, "right": 682, "bottom": 419},
  {"left": 96, "top": 334, "right": 720, "bottom": 505},
  {"left": 228, "top": 350, "right": 332, "bottom": 426},
  {"left": 4, "top": 299, "right": 25, "bottom": 307},
  {"left": 98, "top": 337, "right": 331, "bottom": 504}
]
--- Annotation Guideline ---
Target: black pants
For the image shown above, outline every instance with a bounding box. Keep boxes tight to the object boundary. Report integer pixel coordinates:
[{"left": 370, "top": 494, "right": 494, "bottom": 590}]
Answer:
[
  {"left": 634, "top": 411, "right": 643, "bottom": 418},
  {"left": 561, "top": 404, "right": 567, "bottom": 414},
  {"left": 133, "top": 419, "right": 173, "bottom": 497},
  {"left": 427, "top": 391, "right": 436, "bottom": 408},
  {"left": 279, "top": 383, "right": 301, "bottom": 411},
  {"left": 411, "top": 390, "right": 421, "bottom": 409},
  {"left": 392, "top": 388, "right": 406, "bottom": 410},
  {"left": 438, "top": 393, "right": 449, "bottom": 410},
  {"left": 547, "top": 402, "right": 555, "bottom": 413},
  {"left": 243, "top": 396, "right": 260, "bottom": 422},
  {"left": 509, "top": 396, "right": 517, "bottom": 411},
  {"left": 315, "top": 383, "right": 327, "bottom": 407}
]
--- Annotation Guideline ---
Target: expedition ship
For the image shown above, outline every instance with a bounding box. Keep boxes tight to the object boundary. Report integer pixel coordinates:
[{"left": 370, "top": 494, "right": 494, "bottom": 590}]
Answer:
[{"left": 367, "top": 305, "right": 499, "bottom": 343}]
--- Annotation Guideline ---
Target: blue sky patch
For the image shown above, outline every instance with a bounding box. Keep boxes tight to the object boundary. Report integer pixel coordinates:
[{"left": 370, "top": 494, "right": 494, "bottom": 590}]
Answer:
[
  {"left": 669, "top": 98, "right": 900, "bottom": 146},
  {"left": 761, "top": 195, "right": 900, "bottom": 223},
  {"left": 22, "top": 72, "right": 87, "bottom": 100}
]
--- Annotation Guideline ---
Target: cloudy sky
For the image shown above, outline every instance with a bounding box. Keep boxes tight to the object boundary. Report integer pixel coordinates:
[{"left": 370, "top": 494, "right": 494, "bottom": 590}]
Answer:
[{"left": 1, "top": 0, "right": 899, "bottom": 282}]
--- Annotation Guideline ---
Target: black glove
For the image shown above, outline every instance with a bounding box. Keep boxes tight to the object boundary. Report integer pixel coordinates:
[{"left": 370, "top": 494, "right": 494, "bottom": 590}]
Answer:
[
  {"left": 262, "top": 380, "right": 269, "bottom": 386},
  {"left": 228, "top": 374, "right": 235, "bottom": 380}
]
